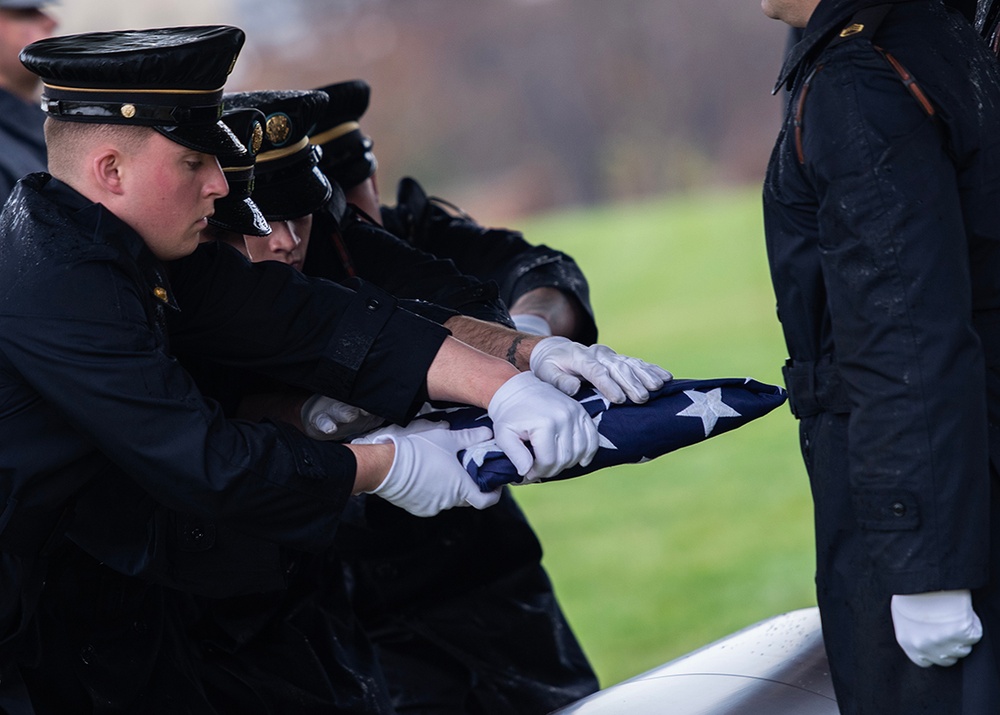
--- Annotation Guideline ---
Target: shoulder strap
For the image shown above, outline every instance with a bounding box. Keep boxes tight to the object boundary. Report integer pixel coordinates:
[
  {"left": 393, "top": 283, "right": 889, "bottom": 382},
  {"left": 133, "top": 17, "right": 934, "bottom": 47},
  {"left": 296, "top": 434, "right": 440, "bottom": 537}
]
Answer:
[
  {"left": 796, "top": 3, "right": 936, "bottom": 164},
  {"left": 827, "top": 3, "right": 894, "bottom": 48}
]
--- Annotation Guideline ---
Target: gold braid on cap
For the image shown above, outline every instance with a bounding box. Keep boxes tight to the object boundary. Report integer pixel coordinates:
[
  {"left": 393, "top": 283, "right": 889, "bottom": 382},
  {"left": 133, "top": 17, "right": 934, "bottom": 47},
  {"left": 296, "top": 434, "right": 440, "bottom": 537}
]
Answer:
[
  {"left": 256, "top": 137, "right": 309, "bottom": 164},
  {"left": 309, "top": 121, "right": 360, "bottom": 146}
]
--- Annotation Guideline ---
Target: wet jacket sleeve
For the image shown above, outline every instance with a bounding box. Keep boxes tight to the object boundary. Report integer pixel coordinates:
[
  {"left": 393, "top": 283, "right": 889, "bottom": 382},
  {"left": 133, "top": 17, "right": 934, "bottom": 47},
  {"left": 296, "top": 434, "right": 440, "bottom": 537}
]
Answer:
[
  {"left": 4, "top": 257, "right": 360, "bottom": 554},
  {"left": 316, "top": 211, "right": 514, "bottom": 328},
  {"left": 801, "top": 45, "right": 989, "bottom": 593},
  {"left": 383, "top": 179, "right": 598, "bottom": 344},
  {"left": 166, "top": 241, "right": 449, "bottom": 424}
]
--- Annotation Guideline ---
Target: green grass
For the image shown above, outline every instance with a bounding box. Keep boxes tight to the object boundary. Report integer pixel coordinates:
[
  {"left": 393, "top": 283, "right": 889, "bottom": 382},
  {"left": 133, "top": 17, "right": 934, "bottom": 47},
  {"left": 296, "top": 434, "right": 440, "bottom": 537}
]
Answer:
[{"left": 510, "top": 185, "right": 817, "bottom": 687}]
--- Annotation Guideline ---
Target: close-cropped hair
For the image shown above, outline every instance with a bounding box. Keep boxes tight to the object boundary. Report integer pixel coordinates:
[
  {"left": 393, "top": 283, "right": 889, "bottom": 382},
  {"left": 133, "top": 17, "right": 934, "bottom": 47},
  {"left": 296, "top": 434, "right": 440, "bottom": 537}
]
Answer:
[{"left": 44, "top": 119, "right": 154, "bottom": 177}]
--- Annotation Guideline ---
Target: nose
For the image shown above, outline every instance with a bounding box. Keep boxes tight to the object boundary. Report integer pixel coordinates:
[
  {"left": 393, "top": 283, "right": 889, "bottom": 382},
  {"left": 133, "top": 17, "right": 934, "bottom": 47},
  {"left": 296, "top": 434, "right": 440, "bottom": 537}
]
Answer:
[
  {"left": 205, "top": 159, "right": 228, "bottom": 200},
  {"left": 267, "top": 221, "right": 300, "bottom": 256}
]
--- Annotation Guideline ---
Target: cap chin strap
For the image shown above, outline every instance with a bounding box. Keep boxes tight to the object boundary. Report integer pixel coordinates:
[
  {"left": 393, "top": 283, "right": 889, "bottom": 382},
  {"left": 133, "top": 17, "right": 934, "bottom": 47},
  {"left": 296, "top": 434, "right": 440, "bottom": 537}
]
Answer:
[{"left": 42, "top": 97, "right": 222, "bottom": 125}]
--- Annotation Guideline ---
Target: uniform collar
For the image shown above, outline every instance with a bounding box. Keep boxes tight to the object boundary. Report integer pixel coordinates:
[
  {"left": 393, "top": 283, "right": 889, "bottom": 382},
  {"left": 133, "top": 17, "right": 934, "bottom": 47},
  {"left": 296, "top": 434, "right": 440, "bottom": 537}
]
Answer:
[
  {"left": 773, "top": 0, "right": 913, "bottom": 93},
  {"left": 42, "top": 176, "right": 180, "bottom": 311}
]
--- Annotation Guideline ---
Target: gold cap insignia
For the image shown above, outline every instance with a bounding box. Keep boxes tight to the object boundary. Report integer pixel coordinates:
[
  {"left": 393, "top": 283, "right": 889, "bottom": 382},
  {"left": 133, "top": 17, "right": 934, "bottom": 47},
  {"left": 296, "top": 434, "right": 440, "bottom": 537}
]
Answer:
[
  {"left": 839, "top": 23, "right": 864, "bottom": 38},
  {"left": 265, "top": 113, "right": 291, "bottom": 146},
  {"left": 251, "top": 120, "right": 263, "bottom": 154},
  {"left": 153, "top": 286, "right": 169, "bottom": 303},
  {"left": 120, "top": 103, "right": 137, "bottom": 119}
]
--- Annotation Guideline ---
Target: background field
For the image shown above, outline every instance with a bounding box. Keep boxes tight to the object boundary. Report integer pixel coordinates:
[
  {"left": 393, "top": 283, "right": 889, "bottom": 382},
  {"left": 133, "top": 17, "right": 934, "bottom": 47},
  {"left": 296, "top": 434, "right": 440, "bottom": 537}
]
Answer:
[{"left": 509, "top": 184, "right": 817, "bottom": 687}]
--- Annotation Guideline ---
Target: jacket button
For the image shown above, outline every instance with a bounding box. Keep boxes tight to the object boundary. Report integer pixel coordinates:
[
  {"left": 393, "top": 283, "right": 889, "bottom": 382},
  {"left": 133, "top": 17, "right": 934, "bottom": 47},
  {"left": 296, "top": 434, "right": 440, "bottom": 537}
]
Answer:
[
  {"left": 366, "top": 298, "right": 380, "bottom": 311},
  {"left": 891, "top": 502, "right": 907, "bottom": 517}
]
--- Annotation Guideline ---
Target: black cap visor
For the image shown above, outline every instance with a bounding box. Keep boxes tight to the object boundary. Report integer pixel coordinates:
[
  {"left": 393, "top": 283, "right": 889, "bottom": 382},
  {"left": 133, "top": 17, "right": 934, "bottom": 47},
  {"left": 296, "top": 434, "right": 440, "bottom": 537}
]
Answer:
[
  {"left": 155, "top": 120, "right": 245, "bottom": 159},
  {"left": 209, "top": 193, "right": 271, "bottom": 237}
]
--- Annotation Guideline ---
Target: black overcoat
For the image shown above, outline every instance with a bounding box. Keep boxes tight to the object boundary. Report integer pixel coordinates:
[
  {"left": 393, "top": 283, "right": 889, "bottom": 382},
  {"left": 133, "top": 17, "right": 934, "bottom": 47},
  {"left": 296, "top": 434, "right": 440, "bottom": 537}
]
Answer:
[{"left": 765, "top": 0, "right": 1000, "bottom": 711}]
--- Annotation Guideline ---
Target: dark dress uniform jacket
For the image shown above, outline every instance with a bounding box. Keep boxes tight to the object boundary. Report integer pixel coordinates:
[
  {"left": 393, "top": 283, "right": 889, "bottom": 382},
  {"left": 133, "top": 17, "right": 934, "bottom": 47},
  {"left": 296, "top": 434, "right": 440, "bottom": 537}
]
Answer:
[
  {"left": 765, "top": 0, "right": 1000, "bottom": 711},
  {"left": 307, "top": 205, "right": 516, "bottom": 329},
  {"left": 0, "top": 174, "right": 449, "bottom": 710}
]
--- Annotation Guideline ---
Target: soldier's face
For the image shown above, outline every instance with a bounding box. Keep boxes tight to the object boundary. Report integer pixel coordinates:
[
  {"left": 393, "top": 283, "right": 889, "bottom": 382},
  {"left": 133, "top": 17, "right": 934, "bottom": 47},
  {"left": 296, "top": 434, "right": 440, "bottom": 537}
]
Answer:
[
  {"left": 240, "top": 214, "right": 313, "bottom": 272},
  {"left": 761, "top": 0, "right": 820, "bottom": 27},
  {"left": 121, "top": 132, "right": 229, "bottom": 260}
]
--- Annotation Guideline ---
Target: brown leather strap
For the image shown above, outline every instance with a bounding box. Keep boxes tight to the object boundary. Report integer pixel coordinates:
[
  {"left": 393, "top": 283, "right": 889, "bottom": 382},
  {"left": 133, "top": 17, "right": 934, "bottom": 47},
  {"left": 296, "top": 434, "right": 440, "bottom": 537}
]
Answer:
[{"left": 795, "top": 4, "right": 938, "bottom": 163}]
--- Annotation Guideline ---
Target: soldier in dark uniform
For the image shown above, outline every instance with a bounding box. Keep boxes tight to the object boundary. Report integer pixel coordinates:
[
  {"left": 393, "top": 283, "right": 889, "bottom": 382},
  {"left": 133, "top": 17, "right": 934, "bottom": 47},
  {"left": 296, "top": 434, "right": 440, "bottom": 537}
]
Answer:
[
  {"left": 0, "top": 0, "right": 56, "bottom": 203},
  {"left": 306, "top": 79, "right": 608, "bottom": 714},
  {"left": 763, "top": 0, "right": 1000, "bottom": 712},
  {"left": 190, "top": 87, "right": 666, "bottom": 714},
  {"left": 0, "top": 26, "right": 617, "bottom": 713}
]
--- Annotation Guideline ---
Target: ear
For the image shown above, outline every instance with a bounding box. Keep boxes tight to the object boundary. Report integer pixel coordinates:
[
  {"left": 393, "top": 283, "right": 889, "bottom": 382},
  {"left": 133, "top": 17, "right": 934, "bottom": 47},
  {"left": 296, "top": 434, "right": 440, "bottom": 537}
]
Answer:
[{"left": 91, "top": 147, "right": 126, "bottom": 196}]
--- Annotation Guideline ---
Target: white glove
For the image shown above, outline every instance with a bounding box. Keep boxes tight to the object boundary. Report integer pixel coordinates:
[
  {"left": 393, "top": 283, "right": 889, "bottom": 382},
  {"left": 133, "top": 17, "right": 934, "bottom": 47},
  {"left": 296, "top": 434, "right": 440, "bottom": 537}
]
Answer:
[
  {"left": 511, "top": 313, "right": 553, "bottom": 336},
  {"left": 301, "top": 394, "right": 385, "bottom": 441},
  {"left": 352, "top": 422, "right": 500, "bottom": 517},
  {"left": 529, "top": 336, "right": 672, "bottom": 404},
  {"left": 890, "top": 589, "right": 983, "bottom": 668},
  {"left": 487, "top": 371, "right": 599, "bottom": 482}
]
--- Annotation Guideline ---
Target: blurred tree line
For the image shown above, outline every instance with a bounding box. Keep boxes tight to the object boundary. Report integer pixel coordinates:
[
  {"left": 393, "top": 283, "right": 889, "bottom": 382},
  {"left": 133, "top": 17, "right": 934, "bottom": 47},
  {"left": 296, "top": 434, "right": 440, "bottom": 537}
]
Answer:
[
  {"left": 53, "top": 0, "right": 788, "bottom": 220},
  {"left": 231, "top": 0, "right": 789, "bottom": 221}
]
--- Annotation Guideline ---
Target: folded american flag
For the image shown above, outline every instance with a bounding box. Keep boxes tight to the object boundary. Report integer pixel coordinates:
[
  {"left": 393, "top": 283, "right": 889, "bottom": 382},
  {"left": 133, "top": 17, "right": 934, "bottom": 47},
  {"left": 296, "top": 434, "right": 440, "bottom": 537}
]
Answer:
[{"left": 415, "top": 377, "right": 787, "bottom": 491}]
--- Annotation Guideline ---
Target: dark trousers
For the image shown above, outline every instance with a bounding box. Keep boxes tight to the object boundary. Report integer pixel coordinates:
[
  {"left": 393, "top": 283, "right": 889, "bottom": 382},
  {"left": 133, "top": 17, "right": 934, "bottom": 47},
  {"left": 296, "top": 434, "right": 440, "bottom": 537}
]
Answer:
[
  {"left": 802, "top": 412, "right": 1000, "bottom": 715},
  {"left": 21, "top": 546, "right": 396, "bottom": 714},
  {"left": 340, "top": 490, "right": 598, "bottom": 715}
]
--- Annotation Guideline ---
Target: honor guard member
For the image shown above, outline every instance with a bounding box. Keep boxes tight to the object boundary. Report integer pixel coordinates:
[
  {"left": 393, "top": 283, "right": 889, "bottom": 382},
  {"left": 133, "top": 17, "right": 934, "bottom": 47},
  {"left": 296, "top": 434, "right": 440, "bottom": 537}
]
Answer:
[
  {"left": 0, "top": 0, "right": 56, "bottom": 203},
  {"left": 29, "top": 94, "right": 395, "bottom": 715},
  {"left": 200, "top": 87, "right": 669, "bottom": 714},
  {"left": 214, "top": 88, "right": 595, "bottom": 714},
  {"left": 186, "top": 90, "right": 399, "bottom": 715},
  {"left": 307, "top": 79, "right": 617, "bottom": 714},
  {"left": 763, "top": 0, "right": 1000, "bottom": 712},
  {"left": 1, "top": 25, "right": 610, "bottom": 713}
]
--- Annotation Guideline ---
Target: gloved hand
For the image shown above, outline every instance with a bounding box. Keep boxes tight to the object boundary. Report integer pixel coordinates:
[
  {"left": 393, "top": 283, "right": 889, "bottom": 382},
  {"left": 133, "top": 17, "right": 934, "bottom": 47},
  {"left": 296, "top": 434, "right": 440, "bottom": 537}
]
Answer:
[
  {"left": 352, "top": 422, "right": 500, "bottom": 517},
  {"left": 890, "top": 589, "right": 983, "bottom": 668},
  {"left": 301, "top": 394, "right": 385, "bottom": 441},
  {"left": 488, "top": 371, "right": 599, "bottom": 482},
  {"left": 529, "top": 336, "right": 672, "bottom": 404}
]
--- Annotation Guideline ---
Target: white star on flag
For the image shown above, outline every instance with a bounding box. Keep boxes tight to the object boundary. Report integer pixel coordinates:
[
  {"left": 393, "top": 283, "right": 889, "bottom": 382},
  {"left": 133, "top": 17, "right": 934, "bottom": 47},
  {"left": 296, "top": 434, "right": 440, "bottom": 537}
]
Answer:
[
  {"left": 579, "top": 392, "right": 611, "bottom": 410},
  {"left": 677, "top": 388, "right": 741, "bottom": 437},
  {"left": 592, "top": 412, "right": 618, "bottom": 450},
  {"left": 463, "top": 439, "right": 501, "bottom": 470}
]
